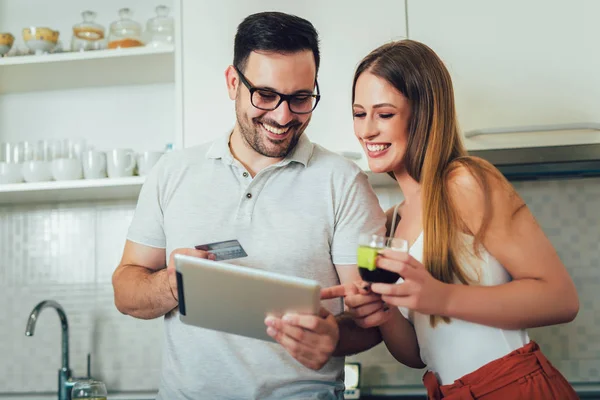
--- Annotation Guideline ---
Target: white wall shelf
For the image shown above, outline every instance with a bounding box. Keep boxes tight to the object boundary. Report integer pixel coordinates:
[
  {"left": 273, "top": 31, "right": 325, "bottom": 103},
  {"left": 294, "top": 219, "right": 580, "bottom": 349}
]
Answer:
[
  {"left": 0, "top": 165, "right": 391, "bottom": 206},
  {"left": 0, "top": 176, "right": 144, "bottom": 205},
  {"left": 0, "top": 46, "right": 175, "bottom": 94}
]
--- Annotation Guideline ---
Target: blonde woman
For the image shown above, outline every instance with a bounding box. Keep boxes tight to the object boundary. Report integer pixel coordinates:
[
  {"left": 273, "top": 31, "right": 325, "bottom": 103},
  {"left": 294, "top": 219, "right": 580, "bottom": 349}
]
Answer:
[{"left": 330, "top": 40, "right": 579, "bottom": 399}]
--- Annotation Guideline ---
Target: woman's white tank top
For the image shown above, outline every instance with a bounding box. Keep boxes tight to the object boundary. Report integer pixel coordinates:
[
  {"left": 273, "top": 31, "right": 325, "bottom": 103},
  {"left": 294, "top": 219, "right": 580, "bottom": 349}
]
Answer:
[{"left": 399, "top": 231, "right": 530, "bottom": 385}]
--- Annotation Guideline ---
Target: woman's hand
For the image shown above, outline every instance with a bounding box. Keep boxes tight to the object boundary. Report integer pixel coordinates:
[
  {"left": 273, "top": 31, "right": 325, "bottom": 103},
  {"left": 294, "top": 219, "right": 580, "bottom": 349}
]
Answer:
[
  {"left": 370, "top": 249, "right": 450, "bottom": 316},
  {"left": 345, "top": 285, "right": 391, "bottom": 328}
]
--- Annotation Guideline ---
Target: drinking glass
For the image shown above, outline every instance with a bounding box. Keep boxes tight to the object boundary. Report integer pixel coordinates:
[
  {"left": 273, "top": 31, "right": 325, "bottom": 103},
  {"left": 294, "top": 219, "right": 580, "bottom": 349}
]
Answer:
[{"left": 357, "top": 233, "right": 408, "bottom": 283}]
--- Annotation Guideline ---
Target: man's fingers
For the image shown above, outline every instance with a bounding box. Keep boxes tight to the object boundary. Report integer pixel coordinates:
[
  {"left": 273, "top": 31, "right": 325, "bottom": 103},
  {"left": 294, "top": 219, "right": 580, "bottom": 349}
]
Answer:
[
  {"left": 353, "top": 280, "right": 372, "bottom": 295},
  {"left": 320, "top": 279, "right": 375, "bottom": 300},
  {"left": 172, "top": 248, "right": 216, "bottom": 261},
  {"left": 267, "top": 327, "right": 320, "bottom": 360},
  {"left": 266, "top": 327, "right": 331, "bottom": 371},
  {"left": 320, "top": 285, "right": 345, "bottom": 299},
  {"left": 266, "top": 317, "right": 321, "bottom": 346},
  {"left": 321, "top": 283, "right": 357, "bottom": 299},
  {"left": 268, "top": 326, "right": 305, "bottom": 352},
  {"left": 186, "top": 248, "right": 216, "bottom": 260},
  {"left": 279, "top": 313, "right": 331, "bottom": 333},
  {"left": 344, "top": 293, "right": 382, "bottom": 308}
]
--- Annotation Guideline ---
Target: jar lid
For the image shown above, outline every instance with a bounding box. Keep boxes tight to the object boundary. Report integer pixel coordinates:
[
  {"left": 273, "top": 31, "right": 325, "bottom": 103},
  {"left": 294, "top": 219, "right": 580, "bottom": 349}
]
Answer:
[
  {"left": 146, "top": 5, "right": 174, "bottom": 33},
  {"left": 109, "top": 8, "right": 142, "bottom": 36},
  {"left": 73, "top": 11, "right": 105, "bottom": 40}
]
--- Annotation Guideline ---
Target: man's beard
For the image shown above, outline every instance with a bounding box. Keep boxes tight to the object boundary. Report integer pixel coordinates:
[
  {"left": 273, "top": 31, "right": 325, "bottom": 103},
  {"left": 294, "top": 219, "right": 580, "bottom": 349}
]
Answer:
[{"left": 235, "top": 101, "right": 309, "bottom": 158}]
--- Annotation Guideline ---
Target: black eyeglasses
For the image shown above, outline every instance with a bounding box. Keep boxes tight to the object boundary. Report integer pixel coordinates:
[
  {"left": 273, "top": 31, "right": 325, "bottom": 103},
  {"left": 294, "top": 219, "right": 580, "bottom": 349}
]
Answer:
[{"left": 234, "top": 66, "right": 320, "bottom": 114}]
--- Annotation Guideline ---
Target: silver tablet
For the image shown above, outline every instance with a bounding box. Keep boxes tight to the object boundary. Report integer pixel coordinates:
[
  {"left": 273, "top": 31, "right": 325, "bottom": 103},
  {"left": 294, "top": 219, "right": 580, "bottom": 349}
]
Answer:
[{"left": 174, "top": 254, "right": 321, "bottom": 342}]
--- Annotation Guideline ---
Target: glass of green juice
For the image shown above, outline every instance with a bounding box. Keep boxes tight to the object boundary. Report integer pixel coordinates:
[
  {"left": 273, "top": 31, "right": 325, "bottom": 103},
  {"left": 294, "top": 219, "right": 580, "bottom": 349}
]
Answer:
[
  {"left": 357, "top": 234, "right": 408, "bottom": 283},
  {"left": 71, "top": 380, "right": 107, "bottom": 400}
]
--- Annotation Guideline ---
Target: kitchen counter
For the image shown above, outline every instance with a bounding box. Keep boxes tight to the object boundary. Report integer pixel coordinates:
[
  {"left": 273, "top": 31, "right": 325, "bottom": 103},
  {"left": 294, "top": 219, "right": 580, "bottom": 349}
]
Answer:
[
  {"left": 1, "top": 382, "right": 598, "bottom": 399},
  {"left": 362, "top": 381, "right": 600, "bottom": 399},
  {"left": 0, "top": 392, "right": 156, "bottom": 400}
]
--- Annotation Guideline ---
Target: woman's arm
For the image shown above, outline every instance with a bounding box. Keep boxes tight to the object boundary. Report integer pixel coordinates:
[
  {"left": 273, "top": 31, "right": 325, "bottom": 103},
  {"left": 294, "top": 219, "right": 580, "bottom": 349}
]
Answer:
[
  {"left": 442, "top": 163, "right": 579, "bottom": 329},
  {"left": 378, "top": 307, "right": 425, "bottom": 368},
  {"left": 320, "top": 280, "right": 424, "bottom": 368}
]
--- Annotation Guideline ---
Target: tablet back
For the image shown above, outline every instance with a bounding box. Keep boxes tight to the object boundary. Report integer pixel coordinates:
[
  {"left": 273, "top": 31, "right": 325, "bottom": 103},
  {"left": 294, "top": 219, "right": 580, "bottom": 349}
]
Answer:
[{"left": 174, "top": 254, "right": 321, "bottom": 342}]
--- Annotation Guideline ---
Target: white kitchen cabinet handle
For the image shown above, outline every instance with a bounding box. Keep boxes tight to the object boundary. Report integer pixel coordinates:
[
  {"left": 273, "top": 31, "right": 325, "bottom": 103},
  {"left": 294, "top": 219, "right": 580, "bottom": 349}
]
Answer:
[{"left": 464, "top": 123, "right": 600, "bottom": 138}]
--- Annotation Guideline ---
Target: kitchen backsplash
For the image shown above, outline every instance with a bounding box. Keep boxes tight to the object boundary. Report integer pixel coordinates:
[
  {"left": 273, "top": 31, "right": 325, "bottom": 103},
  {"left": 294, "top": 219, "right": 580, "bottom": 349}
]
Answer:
[{"left": 0, "top": 177, "right": 599, "bottom": 392}]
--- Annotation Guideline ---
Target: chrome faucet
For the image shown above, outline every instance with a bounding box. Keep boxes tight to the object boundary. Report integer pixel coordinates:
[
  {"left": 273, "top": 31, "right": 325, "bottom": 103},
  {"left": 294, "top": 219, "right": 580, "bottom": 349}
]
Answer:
[{"left": 25, "top": 300, "right": 92, "bottom": 400}]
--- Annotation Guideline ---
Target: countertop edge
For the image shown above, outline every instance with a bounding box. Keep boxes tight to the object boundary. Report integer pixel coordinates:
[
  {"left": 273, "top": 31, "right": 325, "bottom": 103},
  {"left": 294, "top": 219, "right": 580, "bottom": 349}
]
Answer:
[
  {"left": 1, "top": 382, "right": 598, "bottom": 399},
  {"left": 364, "top": 381, "right": 600, "bottom": 397}
]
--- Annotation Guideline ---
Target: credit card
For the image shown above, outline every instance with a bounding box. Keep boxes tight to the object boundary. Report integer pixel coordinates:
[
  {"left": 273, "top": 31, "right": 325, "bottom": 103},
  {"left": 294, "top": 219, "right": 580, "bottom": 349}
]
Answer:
[{"left": 195, "top": 239, "right": 248, "bottom": 261}]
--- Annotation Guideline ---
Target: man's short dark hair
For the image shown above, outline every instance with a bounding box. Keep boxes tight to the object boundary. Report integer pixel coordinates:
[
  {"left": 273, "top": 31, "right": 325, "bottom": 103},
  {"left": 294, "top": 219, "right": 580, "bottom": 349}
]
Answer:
[{"left": 233, "top": 11, "right": 320, "bottom": 75}]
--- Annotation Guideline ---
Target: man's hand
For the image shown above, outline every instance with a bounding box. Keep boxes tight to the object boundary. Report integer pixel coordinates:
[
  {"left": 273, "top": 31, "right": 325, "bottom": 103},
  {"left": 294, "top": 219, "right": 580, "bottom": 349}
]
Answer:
[
  {"left": 265, "top": 307, "right": 340, "bottom": 370},
  {"left": 265, "top": 306, "right": 339, "bottom": 370},
  {"left": 265, "top": 280, "right": 388, "bottom": 369},
  {"left": 322, "top": 281, "right": 391, "bottom": 328},
  {"left": 166, "top": 248, "right": 215, "bottom": 301}
]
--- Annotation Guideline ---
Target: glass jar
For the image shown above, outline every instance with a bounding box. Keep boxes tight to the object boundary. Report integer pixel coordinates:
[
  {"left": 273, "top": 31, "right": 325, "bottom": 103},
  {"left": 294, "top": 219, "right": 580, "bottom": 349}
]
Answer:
[
  {"left": 145, "top": 5, "right": 174, "bottom": 47},
  {"left": 107, "top": 8, "right": 143, "bottom": 49},
  {"left": 71, "top": 11, "right": 106, "bottom": 51},
  {"left": 71, "top": 379, "right": 107, "bottom": 400}
]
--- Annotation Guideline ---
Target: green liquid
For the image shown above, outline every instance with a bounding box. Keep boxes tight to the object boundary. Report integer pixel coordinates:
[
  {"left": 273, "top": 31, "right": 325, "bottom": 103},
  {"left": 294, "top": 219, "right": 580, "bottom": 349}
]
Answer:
[{"left": 357, "top": 246, "right": 382, "bottom": 271}]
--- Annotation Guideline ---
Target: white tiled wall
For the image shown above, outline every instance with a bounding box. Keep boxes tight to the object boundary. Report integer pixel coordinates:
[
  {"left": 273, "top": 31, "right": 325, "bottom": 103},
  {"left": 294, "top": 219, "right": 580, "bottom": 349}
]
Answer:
[
  {"left": 352, "top": 179, "right": 600, "bottom": 387},
  {"left": 0, "top": 178, "right": 599, "bottom": 393},
  {"left": 0, "top": 201, "right": 162, "bottom": 392}
]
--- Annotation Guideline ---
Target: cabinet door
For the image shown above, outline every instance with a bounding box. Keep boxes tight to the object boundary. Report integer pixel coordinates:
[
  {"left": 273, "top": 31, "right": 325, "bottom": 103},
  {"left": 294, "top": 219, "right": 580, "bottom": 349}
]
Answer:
[
  {"left": 180, "top": 0, "right": 407, "bottom": 153},
  {"left": 408, "top": 0, "right": 600, "bottom": 150}
]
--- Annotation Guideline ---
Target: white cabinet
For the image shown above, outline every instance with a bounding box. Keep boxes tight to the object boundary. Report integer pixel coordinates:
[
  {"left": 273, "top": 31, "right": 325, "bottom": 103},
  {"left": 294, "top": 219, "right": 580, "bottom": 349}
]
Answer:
[
  {"left": 180, "top": 0, "right": 407, "bottom": 156},
  {"left": 407, "top": 0, "right": 600, "bottom": 150},
  {"left": 0, "top": 0, "right": 181, "bottom": 203}
]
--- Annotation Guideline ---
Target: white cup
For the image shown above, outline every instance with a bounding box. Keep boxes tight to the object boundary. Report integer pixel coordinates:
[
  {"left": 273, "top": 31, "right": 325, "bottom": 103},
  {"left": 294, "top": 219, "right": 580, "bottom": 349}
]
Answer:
[
  {"left": 22, "top": 160, "right": 53, "bottom": 182},
  {"left": 55, "top": 138, "right": 88, "bottom": 160},
  {"left": 107, "top": 149, "right": 136, "bottom": 178},
  {"left": 82, "top": 150, "right": 107, "bottom": 179},
  {"left": 136, "top": 151, "right": 164, "bottom": 176},
  {"left": 0, "top": 162, "right": 23, "bottom": 184},
  {"left": 52, "top": 158, "right": 83, "bottom": 181}
]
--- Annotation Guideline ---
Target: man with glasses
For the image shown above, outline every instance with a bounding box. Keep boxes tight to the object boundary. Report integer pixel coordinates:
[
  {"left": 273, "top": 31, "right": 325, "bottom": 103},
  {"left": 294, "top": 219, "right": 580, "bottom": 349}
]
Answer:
[{"left": 112, "top": 11, "right": 386, "bottom": 400}]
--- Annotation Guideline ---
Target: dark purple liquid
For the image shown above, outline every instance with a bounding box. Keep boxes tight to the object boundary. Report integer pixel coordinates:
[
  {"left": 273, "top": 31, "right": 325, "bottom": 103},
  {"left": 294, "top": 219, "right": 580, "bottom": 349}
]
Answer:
[{"left": 358, "top": 267, "right": 400, "bottom": 284}]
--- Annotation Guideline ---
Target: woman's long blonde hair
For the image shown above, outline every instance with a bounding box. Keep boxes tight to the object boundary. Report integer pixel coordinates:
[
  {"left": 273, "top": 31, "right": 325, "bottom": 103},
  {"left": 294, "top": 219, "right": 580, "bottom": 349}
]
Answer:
[{"left": 352, "top": 40, "right": 505, "bottom": 326}]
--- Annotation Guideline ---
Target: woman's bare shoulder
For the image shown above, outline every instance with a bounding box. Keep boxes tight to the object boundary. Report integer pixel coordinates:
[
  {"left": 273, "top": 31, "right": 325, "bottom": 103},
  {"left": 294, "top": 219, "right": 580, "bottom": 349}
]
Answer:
[{"left": 447, "top": 157, "right": 524, "bottom": 233}]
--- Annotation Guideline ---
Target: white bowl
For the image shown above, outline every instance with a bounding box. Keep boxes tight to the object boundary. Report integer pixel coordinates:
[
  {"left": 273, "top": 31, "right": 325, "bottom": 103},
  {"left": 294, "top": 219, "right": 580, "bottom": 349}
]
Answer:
[
  {"left": 0, "top": 44, "right": 11, "bottom": 56},
  {"left": 25, "top": 39, "right": 57, "bottom": 55},
  {"left": 22, "top": 161, "right": 53, "bottom": 182},
  {"left": 0, "top": 163, "right": 23, "bottom": 184},
  {"left": 52, "top": 158, "right": 82, "bottom": 181}
]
